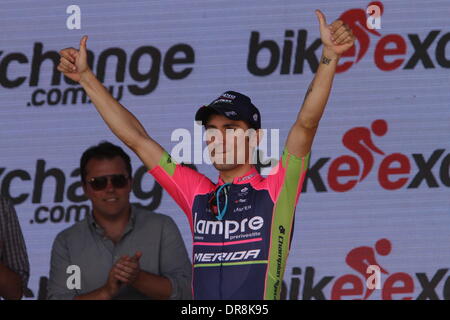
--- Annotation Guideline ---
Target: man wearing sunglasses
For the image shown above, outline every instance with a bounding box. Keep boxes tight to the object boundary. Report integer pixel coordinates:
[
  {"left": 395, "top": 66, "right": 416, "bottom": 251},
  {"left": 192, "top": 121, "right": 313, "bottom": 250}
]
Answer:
[
  {"left": 57, "top": 10, "right": 354, "bottom": 299},
  {"left": 47, "top": 142, "right": 192, "bottom": 300}
]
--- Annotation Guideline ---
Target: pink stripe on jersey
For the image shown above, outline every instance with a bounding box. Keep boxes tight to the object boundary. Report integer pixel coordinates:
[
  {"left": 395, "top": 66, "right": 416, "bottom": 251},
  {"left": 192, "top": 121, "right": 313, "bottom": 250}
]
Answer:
[{"left": 193, "top": 237, "right": 263, "bottom": 246}]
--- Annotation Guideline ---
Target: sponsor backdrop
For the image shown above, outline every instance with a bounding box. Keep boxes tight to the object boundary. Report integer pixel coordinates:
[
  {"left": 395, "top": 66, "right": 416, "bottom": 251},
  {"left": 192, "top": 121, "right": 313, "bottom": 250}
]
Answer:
[{"left": 0, "top": 0, "right": 449, "bottom": 299}]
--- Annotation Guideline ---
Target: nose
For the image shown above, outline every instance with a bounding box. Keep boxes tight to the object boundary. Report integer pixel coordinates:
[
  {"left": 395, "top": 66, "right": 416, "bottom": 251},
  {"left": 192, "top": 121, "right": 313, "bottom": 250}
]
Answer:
[{"left": 105, "top": 178, "right": 116, "bottom": 192}]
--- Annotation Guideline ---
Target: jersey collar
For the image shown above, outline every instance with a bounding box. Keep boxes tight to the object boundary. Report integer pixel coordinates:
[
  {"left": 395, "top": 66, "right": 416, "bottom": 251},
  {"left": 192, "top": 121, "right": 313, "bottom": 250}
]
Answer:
[{"left": 218, "top": 166, "right": 260, "bottom": 185}]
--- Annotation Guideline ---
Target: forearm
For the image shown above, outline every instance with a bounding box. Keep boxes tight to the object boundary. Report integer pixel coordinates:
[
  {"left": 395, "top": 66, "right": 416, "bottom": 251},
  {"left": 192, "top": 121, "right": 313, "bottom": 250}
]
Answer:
[
  {"left": 296, "top": 46, "right": 339, "bottom": 128},
  {"left": 0, "top": 263, "right": 23, "bottom": 300},
  {"left": 74, "top": 285, "right": 111, "bottom": 300},
  {"left": 132, "top": 271, "right": 172, "bottom": 300},
  {"left": 79, "top": 70, "right": 151, "bottom": 148}
]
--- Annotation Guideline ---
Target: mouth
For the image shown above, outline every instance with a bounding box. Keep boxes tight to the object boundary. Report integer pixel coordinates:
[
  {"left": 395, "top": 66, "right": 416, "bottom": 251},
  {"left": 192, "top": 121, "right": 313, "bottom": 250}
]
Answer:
[{"left": 104, "top": 197, "right": 119, "bottom": 203}]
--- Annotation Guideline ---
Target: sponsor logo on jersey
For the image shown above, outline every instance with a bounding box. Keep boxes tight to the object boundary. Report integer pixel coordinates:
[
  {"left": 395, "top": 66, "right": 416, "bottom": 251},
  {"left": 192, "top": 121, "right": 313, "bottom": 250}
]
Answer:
[
  {"left": 194, "top": 249, "right": 260, "bottom": 263},
  {"left": 194, "top": 212, "right": 264, "bottom": 239}
]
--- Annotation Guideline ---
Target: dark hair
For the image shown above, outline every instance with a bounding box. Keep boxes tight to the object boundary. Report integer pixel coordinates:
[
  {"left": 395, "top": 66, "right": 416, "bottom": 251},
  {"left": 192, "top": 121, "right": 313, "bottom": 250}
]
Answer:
[{"left": 80, "top": 141, "right": 132, "bottom": 184}]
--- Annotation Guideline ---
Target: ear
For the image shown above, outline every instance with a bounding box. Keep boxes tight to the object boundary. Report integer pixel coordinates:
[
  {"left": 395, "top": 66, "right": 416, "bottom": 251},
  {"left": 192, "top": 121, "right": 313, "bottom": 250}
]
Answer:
[
  {"left": 247, "top": 128, "right": 263, "bottom": 149},
  {"left": 256, "top": 129, "right": 264, "bottom": 146},
  {"left": 82, "top": 182, "right": 88, "bottom": 197}
]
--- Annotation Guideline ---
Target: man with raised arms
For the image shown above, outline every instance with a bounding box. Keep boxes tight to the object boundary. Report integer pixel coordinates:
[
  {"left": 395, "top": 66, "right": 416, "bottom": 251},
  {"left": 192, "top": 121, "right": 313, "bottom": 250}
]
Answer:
[{"left": 57, "top": 10, "right": 354, "bottom": 299}]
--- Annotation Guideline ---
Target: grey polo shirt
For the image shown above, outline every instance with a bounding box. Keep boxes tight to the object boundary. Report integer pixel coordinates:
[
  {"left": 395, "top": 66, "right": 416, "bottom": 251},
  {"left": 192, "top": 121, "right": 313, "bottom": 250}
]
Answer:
[{"left": 47, "top": 205, "right": 192, "bottom": 300}]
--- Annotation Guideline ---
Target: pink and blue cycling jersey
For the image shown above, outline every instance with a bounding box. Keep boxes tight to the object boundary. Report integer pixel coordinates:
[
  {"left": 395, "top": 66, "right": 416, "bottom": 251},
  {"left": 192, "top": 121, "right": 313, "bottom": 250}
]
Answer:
[{"left": 149, "top": 147, "right": 309, "bottom": 300}]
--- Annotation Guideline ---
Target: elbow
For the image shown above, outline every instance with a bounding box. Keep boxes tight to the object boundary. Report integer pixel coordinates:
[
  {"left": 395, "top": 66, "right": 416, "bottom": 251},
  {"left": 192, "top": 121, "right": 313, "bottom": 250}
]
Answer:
[
  {"left": 11, "top": 280, "right": 24, "bottom": 300},
  {"left": 297, "top": 117, "right": 320, "bottom": 130},
  {"left": 4, "top": 286, "right": 23, "bottom": 300},
  {"left": 125, "top": 130, "right": 150, "bottom": 151},
  {"left": 160, "top": 276, "right": 174, "bottom": 300},
  {"left": 124, "top": 133, "right": 145, "bottom": 151},
  {"left": 11, "top": 289, "right": 23, "bottom": 300},
  {"left": 7, "top": 274, "right": 24, "bottom": 300},
  {"left": 124, "top": 136, "right": 139, "bottom": 150}
]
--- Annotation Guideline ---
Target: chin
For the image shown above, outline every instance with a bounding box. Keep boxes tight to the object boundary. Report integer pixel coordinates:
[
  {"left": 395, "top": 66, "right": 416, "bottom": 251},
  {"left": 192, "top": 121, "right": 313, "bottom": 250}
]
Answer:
[
  {"left": 95, "top": 204, "right": 128, "bottom": 218},
  {"left": 212, "top": 162, "right": 240, "bottom": 172},
  {"left": 98, "top": 210, "right": 122, "bottom": 218}
]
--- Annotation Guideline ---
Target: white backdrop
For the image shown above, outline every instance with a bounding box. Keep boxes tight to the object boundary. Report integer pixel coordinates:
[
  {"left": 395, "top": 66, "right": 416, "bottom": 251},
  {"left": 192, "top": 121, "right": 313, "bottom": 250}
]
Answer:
[{"left": 0, "top": 0, "right": 449, "bottom": 299}]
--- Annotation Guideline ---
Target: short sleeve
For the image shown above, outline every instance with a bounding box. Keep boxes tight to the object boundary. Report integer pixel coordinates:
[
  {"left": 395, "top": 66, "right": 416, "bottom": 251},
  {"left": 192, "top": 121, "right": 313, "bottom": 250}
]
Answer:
[
  {"left": 149, "top": 151, "right": 212, "bottom": 222},
  {"left": 266, "top": 147, "right": 310, "bottom": 206}
]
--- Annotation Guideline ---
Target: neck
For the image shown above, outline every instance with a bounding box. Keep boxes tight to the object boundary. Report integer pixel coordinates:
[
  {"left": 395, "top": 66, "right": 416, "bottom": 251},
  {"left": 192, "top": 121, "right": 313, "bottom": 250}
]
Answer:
[
  {"left": 219, "top": 163, "right": 254, "bottom": 183},
  {"left": 92, "top": 205, "right": 131, "bottom": 241}
]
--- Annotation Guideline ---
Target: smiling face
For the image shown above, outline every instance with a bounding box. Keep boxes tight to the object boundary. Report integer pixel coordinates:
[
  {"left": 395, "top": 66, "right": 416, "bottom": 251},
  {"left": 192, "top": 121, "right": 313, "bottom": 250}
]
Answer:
[
  {"left": 83, "top": 156, "right": 132, "bottom": 220},
  {"left": 205, "top": 114, "right": 260, "bottom": 172}
]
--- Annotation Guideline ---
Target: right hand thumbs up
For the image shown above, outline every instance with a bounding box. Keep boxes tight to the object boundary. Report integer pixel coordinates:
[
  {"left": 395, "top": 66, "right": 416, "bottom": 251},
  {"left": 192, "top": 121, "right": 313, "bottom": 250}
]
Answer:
[{"left": 57, "top": 35, "right": 90, "bottom": 83}]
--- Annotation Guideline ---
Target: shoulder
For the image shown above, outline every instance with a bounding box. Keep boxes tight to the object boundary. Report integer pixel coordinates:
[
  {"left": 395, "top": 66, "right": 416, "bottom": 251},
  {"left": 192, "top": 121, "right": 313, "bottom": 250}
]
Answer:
[
  {"left": 0, "top": 196, "right": 15, "bottom": 217},
  {"left": 53, "top": 218, "right": 89, "bottom": 245},
  {"left": 133, "top": 206, "right": 178, "bottom": 229},
  {"left": 0, "top": 195, "right": 10, "bottom": 208},
  {"left": 132, "top": 207, "right": 184, "bottom": 244}
]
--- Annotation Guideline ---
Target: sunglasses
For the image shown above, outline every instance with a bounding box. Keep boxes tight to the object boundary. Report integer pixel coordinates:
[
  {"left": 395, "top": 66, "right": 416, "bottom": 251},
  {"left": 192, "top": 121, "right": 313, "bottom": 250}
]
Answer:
[
  {"left": 208, "top": 183, "right": 231, "bottom": 220},
  {"left": 87, "top": 174, "right": 129, "bottom": 191}
]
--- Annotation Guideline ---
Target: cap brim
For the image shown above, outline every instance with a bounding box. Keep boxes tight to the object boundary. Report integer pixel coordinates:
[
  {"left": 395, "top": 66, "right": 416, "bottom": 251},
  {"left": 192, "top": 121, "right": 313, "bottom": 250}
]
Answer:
[{"left": 195, "top": 104, "right": 238, "bottom": 124}]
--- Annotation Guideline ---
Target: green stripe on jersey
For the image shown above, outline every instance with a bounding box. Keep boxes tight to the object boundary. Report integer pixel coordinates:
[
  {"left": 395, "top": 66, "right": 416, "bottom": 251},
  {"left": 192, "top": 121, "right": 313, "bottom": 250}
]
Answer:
[
  {"left": 159, "top": 151, "right": 176, "bottom": 176},
  {"left": 194, "top": 260, "right": 268, "bottom": 268},
  {"left": 264, "top": 149, "right": 310, "bottom": 300}
]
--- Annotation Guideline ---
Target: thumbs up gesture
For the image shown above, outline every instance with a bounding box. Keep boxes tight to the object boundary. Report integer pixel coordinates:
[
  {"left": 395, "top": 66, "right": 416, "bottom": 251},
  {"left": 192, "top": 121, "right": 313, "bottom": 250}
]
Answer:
[
  {"left": 57, "top": 35, "right": 90, "bottom": 83},
  {"left": 315, "top": 9, "right": 355, "bottom": 57}
]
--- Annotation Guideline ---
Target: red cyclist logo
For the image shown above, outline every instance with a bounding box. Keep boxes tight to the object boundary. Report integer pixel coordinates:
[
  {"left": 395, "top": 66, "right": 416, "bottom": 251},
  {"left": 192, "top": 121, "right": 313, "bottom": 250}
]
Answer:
[
  {"left": 337, "top": 1, "right": 384, "bottom": 72},
  {"left": 337, "top": 1, "right": 450, "bottom": 72},
  {"left": 331, "top": 239, "right": 450, "bottom": 300},
  {"left": 341, "top": 119, "right": 387, "bottom": 182},
  {"left": 247, "top": 1, "right": 449, "bottom": 76},
  {"left": 301, "top": 119, "right": 450, "bottom": 193},
  {"left": 285, "top": 238, "right": 450, "bottom": 300},
  {"left": 345, "top": 238, "right": 391, "bottom": 300}
]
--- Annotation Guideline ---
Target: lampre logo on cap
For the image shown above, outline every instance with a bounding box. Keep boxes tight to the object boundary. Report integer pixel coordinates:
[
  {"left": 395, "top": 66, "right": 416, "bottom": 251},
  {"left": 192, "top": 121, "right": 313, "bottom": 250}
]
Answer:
[
  {"left": 213, "top": 98, "right": 233, "bottom": 105},
  {"left": 222, "top": 93, "right": 236, "bottom": 99},
  {"left": 212, "top": 93, "right": 237, "bottom": 106}
]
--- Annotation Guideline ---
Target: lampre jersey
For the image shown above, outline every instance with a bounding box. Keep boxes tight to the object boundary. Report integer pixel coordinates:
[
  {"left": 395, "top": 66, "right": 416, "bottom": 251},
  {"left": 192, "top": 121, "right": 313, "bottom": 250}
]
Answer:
[{"left": 149, "top": 148, "right": 309, "bottom": 299}]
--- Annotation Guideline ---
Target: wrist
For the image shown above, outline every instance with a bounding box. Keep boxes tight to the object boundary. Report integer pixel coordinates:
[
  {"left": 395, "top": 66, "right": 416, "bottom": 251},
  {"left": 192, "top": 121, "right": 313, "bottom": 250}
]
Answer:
[
  {"left": 101, "top": 285, "right": 114, "bottom": 300},
  {"left": 79, "top": 69, "right": 94, "bottom": 85},
  {"left": 322, "top": 46, "right": 340, "bottom": 61},
  {"left": 131, "top": 270, "right": 143, "bottom": 287}
]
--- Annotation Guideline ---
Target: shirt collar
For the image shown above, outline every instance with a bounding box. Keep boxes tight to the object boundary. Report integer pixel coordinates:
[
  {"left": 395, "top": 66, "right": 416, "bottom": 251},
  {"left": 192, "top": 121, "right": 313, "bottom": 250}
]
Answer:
[
  {"left": 87, "top": 205, "right": 136, "bottom": 236},
  {"left": 217, "top": 166, "right": 260, "bottom": 185}
]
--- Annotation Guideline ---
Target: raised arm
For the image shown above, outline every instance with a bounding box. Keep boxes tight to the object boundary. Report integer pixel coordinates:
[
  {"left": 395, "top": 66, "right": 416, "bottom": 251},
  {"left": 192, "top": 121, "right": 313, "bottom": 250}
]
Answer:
[
  {"left": 285, "top": 10, "right": 355, "bottom": 158},
  {"left": 57, "top": 36, "right": 164, "bottom": 170}
]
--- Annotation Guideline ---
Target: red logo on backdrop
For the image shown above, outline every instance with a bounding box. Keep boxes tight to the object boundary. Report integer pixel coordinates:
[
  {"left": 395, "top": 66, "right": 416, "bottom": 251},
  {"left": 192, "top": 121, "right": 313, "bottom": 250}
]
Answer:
[
  {"left": 343, "top": 238, "right": 392, "bottom": 300},
  {"left": 332, "top": 239, "right": 437, "bottom": 300},
  {"left": 331, "top": 119, "right": 388, "bottom": 191},
  {"left": 247, "top": 0, "right": 449, "bottom": 75},
  {"left": 301, "top": 119, "right": 450, "bottom": 193},
  {"left": 337, "top": 1, "right": 384, "bottom": 72},
  {"left": 284, "top": 239, "right": 450, "bottom": 300},
  {"left": 337, "top": 1, "right": 450, "bottom": 72}
]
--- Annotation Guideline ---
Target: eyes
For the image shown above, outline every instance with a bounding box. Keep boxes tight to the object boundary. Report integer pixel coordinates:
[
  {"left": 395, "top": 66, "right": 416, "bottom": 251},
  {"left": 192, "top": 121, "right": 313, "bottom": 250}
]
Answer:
[
  {"left": 87, "top": 174, "right": 129, "bottom": 191},
  {"left": 205, "top": 126, "right": 247, "bottom": 144},
  {"left": 205, "top": 124, "right": 242, "bottom": 131}
]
